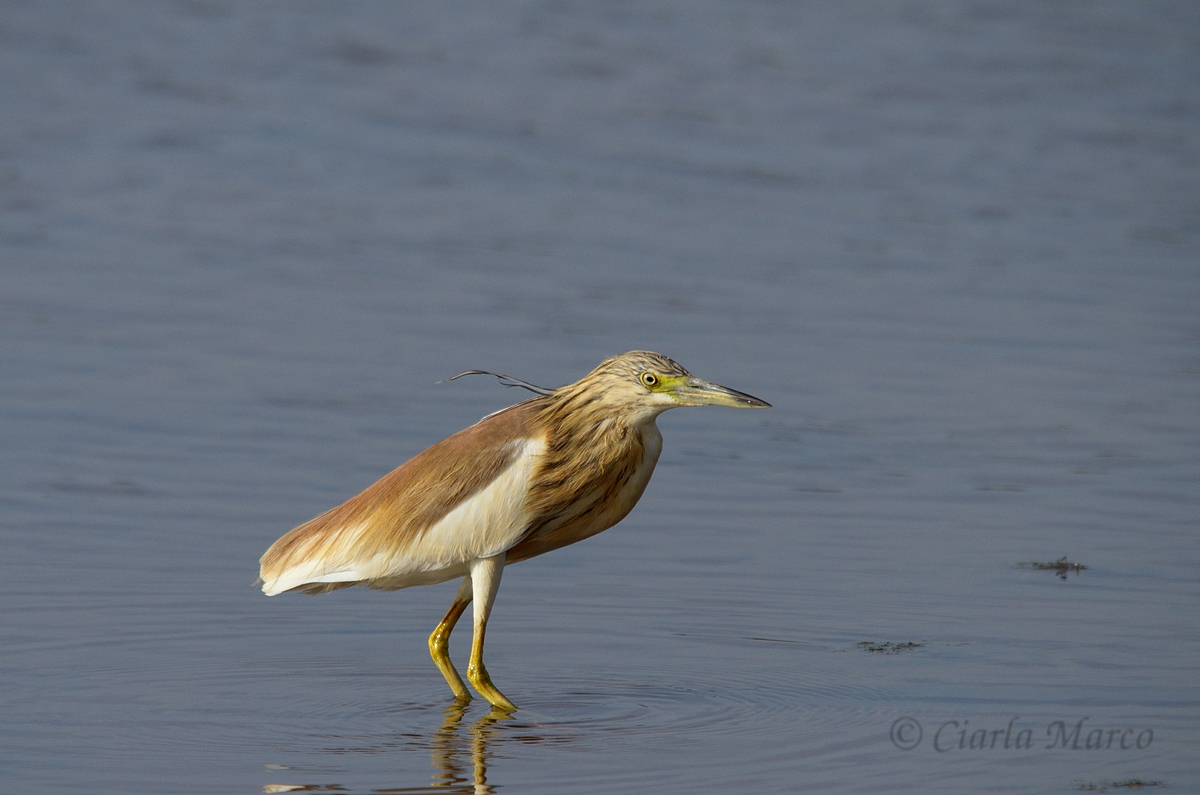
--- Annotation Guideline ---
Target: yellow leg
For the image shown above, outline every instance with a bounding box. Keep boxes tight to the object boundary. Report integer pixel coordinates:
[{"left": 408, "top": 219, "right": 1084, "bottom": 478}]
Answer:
[
  {"left": 467, "top": 622, "right": 516, "bottom": 712},
  {"left": 429, "top": 576, "right": 473, "bottom": 702},
  {"left": 466, "top": 554, "right": 517, "bottom": 712}
]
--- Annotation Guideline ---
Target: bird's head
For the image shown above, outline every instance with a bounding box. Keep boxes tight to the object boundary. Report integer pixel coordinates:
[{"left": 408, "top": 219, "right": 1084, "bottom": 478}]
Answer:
[{"left": 577, "top": 351, "right": 771, "bottom": 423}]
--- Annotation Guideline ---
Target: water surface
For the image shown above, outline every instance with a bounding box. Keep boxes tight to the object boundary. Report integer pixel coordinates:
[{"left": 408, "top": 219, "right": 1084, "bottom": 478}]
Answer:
[{"left": 2, "top": 3, "right": 1197, "bottom": 793}]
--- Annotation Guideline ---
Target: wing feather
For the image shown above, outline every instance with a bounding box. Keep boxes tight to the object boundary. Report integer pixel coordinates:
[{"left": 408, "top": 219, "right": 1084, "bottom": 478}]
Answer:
[{"left": 260, "top": 400, "right": 545, "bottom": 595}]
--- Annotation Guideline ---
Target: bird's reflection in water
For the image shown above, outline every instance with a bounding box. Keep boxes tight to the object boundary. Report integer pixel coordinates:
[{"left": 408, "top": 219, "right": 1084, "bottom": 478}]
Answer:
[
  {"left": 422, "top": 702, "right": 509, "bottom": 794},
  {"left": 265, "top": 704, "right": 518, "bottom": 795}
]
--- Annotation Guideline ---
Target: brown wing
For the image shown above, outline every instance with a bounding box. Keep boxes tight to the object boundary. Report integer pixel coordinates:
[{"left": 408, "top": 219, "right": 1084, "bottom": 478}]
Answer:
[{"left": 259, "top": 398, "right": 545, "bottom": 594}]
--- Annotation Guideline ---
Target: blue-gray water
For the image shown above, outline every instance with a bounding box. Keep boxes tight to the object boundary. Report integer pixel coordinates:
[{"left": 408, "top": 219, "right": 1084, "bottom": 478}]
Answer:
[{"left": 2, "top": 3, "right": 1197, "bottom": 793}]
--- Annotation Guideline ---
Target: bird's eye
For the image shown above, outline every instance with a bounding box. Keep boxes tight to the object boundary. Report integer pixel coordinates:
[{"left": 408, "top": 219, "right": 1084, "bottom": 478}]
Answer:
[{"left": 640, "top": 372, "right": 658, "bottom": 388}]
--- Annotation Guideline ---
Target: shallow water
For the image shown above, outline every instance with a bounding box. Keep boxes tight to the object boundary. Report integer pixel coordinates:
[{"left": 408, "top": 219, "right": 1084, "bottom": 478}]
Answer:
[{"left": 2, "top": 2, "right": 1198, "bottom": 793}]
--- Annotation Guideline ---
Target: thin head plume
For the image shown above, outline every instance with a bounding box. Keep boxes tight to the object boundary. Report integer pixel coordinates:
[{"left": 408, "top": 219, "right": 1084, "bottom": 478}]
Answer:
[{"left": 439, "top": 370, "right": 555, "bottom": 396}]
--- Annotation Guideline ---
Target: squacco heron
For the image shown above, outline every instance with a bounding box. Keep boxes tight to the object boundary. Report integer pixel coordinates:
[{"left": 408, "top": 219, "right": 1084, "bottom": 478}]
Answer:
[{"left": 259, "top": 351, "right": 769, "bottom": 710}]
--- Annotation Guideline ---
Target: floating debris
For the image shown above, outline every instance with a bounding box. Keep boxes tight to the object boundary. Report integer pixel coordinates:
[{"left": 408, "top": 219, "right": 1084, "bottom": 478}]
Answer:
[
  {"left": 855, "top": 641, "right": 924, "bottom": 654},
  {"left": 1019, "top": 556, "right": 1088, "bottom": 580},
  {"left": 1076, "top": 780, "right": 1165, "bottom": 792}
]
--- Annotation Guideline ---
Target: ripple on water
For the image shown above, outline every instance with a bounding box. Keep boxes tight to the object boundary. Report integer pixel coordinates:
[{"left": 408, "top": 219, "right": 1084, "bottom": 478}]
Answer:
[{"left": 275, "top": 660, "right": 891, "bottom": 777}]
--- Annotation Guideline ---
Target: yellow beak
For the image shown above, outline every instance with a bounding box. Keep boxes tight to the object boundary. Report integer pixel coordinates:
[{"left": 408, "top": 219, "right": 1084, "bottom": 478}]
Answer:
[{"left": 669, "top": 377, "right": 771, "bottom": 408}]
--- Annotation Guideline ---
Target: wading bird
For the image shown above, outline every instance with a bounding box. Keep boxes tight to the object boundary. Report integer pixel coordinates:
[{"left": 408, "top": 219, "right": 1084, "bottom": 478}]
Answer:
[{"left": 259, "top": 351, "right": 769, "bottom": 710}]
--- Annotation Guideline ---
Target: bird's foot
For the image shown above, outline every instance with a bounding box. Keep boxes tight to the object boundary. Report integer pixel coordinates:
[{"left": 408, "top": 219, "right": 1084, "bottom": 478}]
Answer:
[{"left": 467, "top": 661, "right": 517, "bottom": 712}]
